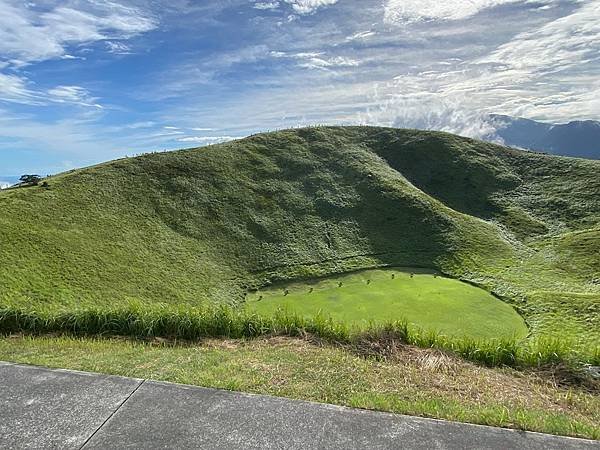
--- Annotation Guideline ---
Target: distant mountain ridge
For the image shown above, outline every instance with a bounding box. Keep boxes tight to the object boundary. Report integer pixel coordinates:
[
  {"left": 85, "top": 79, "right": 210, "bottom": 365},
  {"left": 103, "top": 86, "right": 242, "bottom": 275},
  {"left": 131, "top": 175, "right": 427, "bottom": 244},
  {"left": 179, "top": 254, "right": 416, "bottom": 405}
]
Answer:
[{"left": 485, "top": 115, "right": 600, "bottom": 159}]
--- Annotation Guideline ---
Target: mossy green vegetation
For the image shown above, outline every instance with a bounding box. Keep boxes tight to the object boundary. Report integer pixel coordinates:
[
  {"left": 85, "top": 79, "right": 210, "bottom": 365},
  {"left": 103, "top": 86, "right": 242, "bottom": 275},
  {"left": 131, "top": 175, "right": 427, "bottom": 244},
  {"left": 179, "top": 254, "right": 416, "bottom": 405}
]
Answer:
[
  {"left": 1, "top": 126, "right": 598, "bottom": 359},
  {"left": 245, "top": 269, "right": 528, "bottom": 340}
]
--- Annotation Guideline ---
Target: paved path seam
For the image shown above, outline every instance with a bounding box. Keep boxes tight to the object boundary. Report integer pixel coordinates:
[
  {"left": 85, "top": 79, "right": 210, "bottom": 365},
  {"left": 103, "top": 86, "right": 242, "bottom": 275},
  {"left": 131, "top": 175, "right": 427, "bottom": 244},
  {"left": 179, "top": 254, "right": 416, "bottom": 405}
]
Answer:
[{"left": 79, "top": 378, "right": 146, "bottom": 449}]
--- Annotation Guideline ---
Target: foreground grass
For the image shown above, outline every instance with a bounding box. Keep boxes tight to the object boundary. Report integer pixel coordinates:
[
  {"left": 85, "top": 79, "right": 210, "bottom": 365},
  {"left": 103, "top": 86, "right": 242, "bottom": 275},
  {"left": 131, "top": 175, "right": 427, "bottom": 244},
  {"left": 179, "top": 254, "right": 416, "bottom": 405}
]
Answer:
[
  {"left": 0, "top": 335, "right": 598, "bottom": 440},
  {"left": 246, "top": 268, "right": 527, "bottom": 340},
  {"left": 1, "top": 302, "right": 598, "bottom": 368}
]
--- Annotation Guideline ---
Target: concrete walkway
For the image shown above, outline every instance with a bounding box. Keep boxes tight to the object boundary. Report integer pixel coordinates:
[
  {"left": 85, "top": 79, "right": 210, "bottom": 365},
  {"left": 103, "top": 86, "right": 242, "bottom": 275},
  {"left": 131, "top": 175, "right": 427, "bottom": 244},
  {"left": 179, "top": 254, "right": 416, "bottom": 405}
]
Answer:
[{"left": 1, "top": 362, "right": 598, "bottom": 449}]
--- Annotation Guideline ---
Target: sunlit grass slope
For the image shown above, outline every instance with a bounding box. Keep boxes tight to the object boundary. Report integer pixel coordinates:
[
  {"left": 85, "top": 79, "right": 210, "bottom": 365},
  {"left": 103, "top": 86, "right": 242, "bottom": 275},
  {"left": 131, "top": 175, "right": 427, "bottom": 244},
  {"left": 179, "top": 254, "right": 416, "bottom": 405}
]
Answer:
[{"left": 0, "top": 126, "right": 598, "bottom": 347}]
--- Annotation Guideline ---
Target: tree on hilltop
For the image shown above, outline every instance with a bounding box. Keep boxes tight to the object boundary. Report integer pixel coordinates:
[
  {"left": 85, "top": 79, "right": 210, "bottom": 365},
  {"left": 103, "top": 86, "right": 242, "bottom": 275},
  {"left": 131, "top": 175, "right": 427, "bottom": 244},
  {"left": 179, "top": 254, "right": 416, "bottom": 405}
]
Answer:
[{"left": 19, "top": 175, "right": 42, "bottom": 186}]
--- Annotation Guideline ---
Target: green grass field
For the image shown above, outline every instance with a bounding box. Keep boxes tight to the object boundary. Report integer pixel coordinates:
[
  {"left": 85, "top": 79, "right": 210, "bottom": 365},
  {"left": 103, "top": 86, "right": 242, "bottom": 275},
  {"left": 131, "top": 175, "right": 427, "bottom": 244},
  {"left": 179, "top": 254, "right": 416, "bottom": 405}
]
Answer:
[
  {"left": 1, "top": 126, "right": 598, "bottom": 353},
  {"left": 246, "top": 269, "right": 528, "bottom": 340},
  {"left": 1, "top": 126, "right": 599, "bottom": 439}
]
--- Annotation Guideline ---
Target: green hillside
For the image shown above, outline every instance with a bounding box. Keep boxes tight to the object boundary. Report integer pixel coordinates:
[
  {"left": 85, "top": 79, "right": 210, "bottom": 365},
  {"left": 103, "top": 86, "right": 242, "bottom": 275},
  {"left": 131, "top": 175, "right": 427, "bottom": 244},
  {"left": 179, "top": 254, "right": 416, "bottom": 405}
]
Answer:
[{"left": 1, "top": 126, "right": 598, "bottom": 349}]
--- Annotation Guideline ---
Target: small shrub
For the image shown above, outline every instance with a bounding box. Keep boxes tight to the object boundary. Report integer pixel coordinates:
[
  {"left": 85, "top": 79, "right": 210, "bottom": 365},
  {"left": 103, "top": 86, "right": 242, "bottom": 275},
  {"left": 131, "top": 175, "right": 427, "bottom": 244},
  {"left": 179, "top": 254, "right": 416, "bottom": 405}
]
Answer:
[{"left": 19, "top": 174, "right": 42, "bottom": 186}]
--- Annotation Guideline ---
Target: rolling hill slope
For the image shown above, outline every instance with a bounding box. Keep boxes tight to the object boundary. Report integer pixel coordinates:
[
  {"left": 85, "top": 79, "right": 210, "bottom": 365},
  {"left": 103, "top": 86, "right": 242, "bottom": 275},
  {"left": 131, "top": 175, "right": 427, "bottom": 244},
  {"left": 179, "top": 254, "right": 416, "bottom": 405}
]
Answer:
[{"left": 1, "top": 126, "right": 598, "bottom": 346}]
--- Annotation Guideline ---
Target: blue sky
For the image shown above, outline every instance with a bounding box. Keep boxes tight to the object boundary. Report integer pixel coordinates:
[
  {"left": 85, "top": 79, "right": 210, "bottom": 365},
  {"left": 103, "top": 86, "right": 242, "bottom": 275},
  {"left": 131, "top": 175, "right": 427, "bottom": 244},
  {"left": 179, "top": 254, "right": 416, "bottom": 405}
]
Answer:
[{"left": 1, "top": 0, "right": 599, "bottom": 183}]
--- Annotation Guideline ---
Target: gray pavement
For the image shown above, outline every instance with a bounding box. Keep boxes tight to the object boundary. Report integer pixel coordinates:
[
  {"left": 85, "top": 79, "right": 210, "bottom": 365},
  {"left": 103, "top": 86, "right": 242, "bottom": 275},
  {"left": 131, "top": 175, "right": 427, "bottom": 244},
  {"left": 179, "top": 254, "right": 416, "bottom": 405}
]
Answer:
[{"left": 1, "top": 361, "right": 598, "bottom": 449}]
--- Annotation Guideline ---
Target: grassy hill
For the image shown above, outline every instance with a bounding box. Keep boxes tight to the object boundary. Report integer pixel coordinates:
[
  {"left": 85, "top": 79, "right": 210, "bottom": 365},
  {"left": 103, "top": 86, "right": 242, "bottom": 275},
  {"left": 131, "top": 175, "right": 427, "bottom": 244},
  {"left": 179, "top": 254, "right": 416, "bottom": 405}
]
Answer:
[{"left": 1, "top": 126, "right": 598, "bottom": 350}]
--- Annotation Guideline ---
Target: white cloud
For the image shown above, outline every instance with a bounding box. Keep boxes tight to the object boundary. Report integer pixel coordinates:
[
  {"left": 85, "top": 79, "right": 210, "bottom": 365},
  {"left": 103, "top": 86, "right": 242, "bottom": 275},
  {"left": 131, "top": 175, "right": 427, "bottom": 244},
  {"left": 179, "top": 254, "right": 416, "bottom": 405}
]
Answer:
[
  {"left": 355, "top": 1, "right": 600, "bottom": 133},
  {"left": 149, "top": 130, "right": 185, "bottom": 137},
  {"left": 3, "top": 0, "right": 599, "bottom": 175},
  {"left": 275, "top": 51, "right": 323, "bottom": 58},
  {"left": 481, "top": 1, "right": 600, "bottom": 73},
  {"left": 0, "top": 1, "right": 156, "bottom": 108},
  {"left": 60, "top": 54, "right": 85, "bottom": 61},
  {"left": 47, "top": 85, "right": 102, "bottom": 108},
  {"left": 0, "top": 75, "right": 100, "bottom": 108},
  {"left": 105, "top": 41, "right": 132, "bottom": 54},
  {"left": 359, "top": 88, "right": 500, "bottom": 139},
  {"left": 346, "top": 30, "right": 376, "bottom": 41},
  {"left": 253, "top": 1, "right": 280, "bottom": 10},
  {"left": 136, "top": 0, "right": 600, "bottom": 149},
  {"left": 283, "top": 0, "right": 338, "bottom": 15},
  {"left": 271, "top": 51, "right": 360, "bottom": 70},
  {"left": 0, "top": 1, "right": 157, "bottom": 64},
  {"left": 298, "top": 55, "right": 360, "bottom": 70},
  {"left": 0, "top": 72, "right": 37, "bottom": 104},
  {"left": 125, "top": 121, "right": 157, "bottom": 129},
  {"left": 384, "top": 0, "right": 520, "bottom": 24}
]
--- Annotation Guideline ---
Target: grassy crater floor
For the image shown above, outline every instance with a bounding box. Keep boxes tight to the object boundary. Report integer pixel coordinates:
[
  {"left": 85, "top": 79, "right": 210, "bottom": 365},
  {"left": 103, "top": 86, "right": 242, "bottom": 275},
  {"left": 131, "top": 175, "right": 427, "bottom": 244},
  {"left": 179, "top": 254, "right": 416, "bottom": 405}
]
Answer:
[{"left": 246, "top": 269, "right": 528, "bottom": 340}]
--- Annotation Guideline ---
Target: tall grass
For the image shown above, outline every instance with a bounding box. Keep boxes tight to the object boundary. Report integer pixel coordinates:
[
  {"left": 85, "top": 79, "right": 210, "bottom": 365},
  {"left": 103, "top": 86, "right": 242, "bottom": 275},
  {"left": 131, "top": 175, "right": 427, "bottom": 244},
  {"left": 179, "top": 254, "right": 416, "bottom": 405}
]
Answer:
[{"left": 1, "top": 302, "right": 597, "bottom": 369}]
